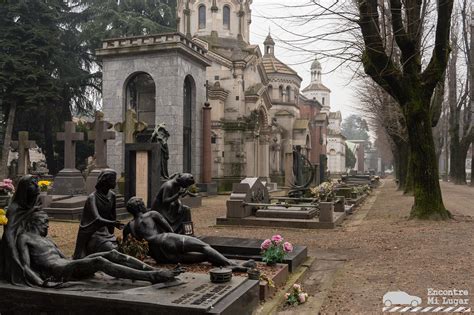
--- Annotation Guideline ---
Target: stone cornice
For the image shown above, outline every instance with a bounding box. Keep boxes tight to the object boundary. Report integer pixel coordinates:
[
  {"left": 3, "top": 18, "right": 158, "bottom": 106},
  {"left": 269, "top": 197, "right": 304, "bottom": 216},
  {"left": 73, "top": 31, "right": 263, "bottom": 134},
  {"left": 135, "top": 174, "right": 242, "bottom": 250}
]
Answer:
[{"left": 96, "top": 32, "right": 211, "bottom": 67}]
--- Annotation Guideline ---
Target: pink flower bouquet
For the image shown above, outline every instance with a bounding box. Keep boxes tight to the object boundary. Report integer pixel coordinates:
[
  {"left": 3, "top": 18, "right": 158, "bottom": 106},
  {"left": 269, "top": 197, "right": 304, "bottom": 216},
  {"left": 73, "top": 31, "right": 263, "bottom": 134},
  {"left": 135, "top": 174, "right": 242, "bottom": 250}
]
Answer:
[
  {"left": 260, "top": 234, "right": 293, "bottom": 265},
  {"left": 285, "top": 283, "right": 309, "bottom": 306}
]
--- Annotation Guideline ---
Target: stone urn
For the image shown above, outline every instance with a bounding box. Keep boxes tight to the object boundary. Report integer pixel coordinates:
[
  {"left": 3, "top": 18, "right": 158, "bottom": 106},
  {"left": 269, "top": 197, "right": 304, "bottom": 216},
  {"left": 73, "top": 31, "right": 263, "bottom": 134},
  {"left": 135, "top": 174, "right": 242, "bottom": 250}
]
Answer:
[{"left": 39, "top": 191, "right": 52, "bottom": 208}]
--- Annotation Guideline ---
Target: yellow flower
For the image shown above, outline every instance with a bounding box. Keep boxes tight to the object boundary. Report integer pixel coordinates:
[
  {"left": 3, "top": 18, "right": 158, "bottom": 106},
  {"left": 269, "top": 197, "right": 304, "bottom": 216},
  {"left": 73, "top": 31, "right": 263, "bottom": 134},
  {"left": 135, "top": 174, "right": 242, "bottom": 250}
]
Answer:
[
  {"left": 0, "top": 208, "right": 5, "bottom": 215},
  {"left": 38, "top": 180, "right": 51, "bottom": 187},
  {"left": 0, "top": 214, "right": 8, "bottom": 225}
]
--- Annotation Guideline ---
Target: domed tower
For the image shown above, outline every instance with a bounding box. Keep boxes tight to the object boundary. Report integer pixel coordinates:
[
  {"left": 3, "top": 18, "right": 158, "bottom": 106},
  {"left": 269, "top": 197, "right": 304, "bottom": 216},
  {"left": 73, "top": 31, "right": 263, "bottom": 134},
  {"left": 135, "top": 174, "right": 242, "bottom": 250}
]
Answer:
[
  {"left": 263, "top": 33, "right": 275, "bottom": 56},
  {"left": 302, "top": 56, "right": 331, "bottom": 112}
]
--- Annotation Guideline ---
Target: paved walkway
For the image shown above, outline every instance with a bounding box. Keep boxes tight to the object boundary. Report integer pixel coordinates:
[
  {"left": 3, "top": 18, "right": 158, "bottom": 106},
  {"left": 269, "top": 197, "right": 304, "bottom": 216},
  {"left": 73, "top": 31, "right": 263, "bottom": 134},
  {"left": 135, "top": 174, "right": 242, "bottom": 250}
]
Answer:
[{"left": 439, "top": 181, "right": 474, "bottom": 216}]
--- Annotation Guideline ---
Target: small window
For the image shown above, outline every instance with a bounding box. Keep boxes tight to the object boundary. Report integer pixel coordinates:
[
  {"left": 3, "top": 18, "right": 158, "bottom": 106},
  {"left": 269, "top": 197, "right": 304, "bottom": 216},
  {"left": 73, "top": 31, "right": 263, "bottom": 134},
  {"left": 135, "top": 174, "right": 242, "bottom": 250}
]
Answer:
[
  {"left": 223, "top": 5, "right": 230, "bottom": 30},
  {"left": 199, "top": 5, "right": 206, "bottom": 29},
  {"left": 322, "top": 97, "right": 325, "bottom": 105},
  {"left": 286, "top": 86, "right": 291, "bottom": 102},
  {"left": 279, "top": 86, "right": 284, "bottom": 101}
]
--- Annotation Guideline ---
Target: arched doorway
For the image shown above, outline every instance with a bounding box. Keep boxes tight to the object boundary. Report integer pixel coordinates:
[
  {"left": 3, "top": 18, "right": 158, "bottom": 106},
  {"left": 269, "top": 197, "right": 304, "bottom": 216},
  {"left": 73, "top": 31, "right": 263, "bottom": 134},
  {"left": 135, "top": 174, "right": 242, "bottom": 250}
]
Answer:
[
  {"left": 125, "top": 72, "right": 156, "bottom": 128},
  {"left": 183, "top": 75, "right": 195, "bottom": 173}
]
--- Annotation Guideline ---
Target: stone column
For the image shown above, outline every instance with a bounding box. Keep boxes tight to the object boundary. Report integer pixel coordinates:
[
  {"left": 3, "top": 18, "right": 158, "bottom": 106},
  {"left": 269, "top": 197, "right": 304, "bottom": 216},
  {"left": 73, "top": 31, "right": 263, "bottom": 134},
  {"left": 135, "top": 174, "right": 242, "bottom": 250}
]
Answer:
[
  {"left": 202, "top": 102, "right": 212, "bottom": 183},
  {"left": 199, "top": 102, "right": 217, "bottom": 195}
]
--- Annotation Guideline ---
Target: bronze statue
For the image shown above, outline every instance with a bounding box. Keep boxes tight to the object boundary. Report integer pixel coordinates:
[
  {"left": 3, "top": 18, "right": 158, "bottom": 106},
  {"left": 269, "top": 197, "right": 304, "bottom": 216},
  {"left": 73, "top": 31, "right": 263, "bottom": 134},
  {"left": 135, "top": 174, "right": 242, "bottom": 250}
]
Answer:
[
  {"left": 150, "top": 123, "right": 170, "bottom": 179},
  {"left": 73, "top": 169, "right": 123, "bottom": 259},
  {"left": 151, "top": 173, "right": 195, "bottom": 234},
  {"left": 0, "top": 175, "right": 41, "bottom": 285},
  {"left": 17, "top": 211, "right": 181, "bottom": 287},
  {"left": 124, "top": 197, "right": 255, "bottom": 272}
]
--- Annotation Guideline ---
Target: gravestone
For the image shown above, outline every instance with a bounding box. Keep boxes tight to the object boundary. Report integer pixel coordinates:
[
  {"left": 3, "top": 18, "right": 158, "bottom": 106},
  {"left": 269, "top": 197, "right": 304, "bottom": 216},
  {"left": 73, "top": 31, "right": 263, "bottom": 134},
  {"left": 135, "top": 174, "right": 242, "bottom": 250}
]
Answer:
[
  {"left": 125, "top": 143, "right": 162, "bottom": 208},
  {"left": 53, "top": 121, "right": 86, "bottom": 195},
  {"left": 10, "top": 131, "right": 36, "bottom": 177},
  {"left": 85, "top": 112, "right": 116, "bottom": 194},
  {"left": 226, "top": 178, "right": 269, "bottom": 218}
]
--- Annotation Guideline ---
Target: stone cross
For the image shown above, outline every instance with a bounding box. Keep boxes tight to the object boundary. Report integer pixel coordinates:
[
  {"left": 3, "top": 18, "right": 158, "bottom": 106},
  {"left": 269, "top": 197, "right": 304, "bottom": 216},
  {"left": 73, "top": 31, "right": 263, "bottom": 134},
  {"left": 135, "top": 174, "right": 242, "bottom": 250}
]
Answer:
[
  {"left": 11, "top": 131, "right": 37, "bottom": 176},
  {"left": 114, "top": 109, "right": 148, "bottom": 144},
  {"left": 88, "top": 112, "right": 116, "bottom": 169},
  {"left": 57, "top": 121, "right": 84, "bottom": 169}
]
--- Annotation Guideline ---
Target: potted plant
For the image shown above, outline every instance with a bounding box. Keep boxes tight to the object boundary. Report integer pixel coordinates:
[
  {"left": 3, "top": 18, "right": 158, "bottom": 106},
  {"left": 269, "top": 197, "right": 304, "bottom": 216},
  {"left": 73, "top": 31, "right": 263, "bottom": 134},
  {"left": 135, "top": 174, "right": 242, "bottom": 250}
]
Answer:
[
  {"left": 38, "top": 180, "right": 53, "bottom": 208},
  {"left": 182, "top": 184, "right": 202, "bottom": 208},
  {"left": 260, "top": 235, "right": 293, "bottom": 266}
]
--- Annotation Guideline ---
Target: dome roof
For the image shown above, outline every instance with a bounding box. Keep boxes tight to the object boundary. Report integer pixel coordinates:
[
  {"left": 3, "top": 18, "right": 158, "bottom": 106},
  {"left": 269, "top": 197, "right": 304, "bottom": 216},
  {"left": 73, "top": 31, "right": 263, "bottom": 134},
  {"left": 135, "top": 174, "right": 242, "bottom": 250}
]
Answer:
[{"left": 311, "top": 57, "right": 321, "bottom": 69}]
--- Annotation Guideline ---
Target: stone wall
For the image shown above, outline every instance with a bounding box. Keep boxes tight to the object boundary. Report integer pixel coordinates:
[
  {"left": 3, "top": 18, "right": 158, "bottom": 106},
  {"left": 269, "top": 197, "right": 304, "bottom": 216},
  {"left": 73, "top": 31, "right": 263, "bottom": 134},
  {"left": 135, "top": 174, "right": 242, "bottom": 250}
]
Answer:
[{"left": 100, "top": 36, "right": 209, "bottom": 180}]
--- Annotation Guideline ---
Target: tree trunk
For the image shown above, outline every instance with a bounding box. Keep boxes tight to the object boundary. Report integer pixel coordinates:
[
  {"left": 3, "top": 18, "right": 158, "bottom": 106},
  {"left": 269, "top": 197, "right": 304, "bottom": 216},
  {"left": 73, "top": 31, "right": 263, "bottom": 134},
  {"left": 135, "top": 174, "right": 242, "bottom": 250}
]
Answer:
[
  {"left": 0, "top": 101, "right": 16, "bottom": 179},
  {"left": 405, "top": 98, "right": 450, "bottom": 219},
  {"left": 471, "top": 142, "right": 474, "bottom": 186},
  {"left": 404, "top": 152, "right": 414, "bottom": 195}
]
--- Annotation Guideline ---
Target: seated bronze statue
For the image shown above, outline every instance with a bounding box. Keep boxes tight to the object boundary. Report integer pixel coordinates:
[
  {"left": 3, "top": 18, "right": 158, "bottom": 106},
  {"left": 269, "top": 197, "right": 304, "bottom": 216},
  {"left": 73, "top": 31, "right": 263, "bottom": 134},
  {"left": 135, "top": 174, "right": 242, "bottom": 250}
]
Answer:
[
  {"left": 0, "top": 175, "right": 181, "bottom": 287},
  {"left": 124, "top": 197, "right": 254, "bottom": 272},
  {"left": 73, "top": 169, "right": 123, "bottom": 259},
  {"left": 151, "top": 173, "right": 195, "bottom": 234}
]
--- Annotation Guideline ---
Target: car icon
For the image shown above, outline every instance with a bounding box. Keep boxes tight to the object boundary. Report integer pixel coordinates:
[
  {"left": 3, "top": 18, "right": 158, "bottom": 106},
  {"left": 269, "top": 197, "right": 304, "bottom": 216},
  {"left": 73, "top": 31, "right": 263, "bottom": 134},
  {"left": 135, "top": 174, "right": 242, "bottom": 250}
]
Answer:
[{"left": 383, "top": 291, "right": 422, "bottom": 307}]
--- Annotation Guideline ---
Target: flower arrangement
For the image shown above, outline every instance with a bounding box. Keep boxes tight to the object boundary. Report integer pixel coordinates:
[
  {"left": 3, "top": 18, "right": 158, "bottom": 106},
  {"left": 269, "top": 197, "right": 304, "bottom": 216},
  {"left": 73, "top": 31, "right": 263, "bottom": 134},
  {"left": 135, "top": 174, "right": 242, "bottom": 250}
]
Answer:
[
  {"left": 285, "top": 283, "right": 309, "bottom": 306},
  {"left": 0, "top": 179, "right": 15, "bottom": 195},
  {"left": 0, "top": 209, "right": 8, "bottom": 225},
  {"left": 310, "top": 181, "right": 335, "bottom": 201},
  {"left": 38, "top": 180, "right": 52, "bottom": 192},
  {"left": 261, "top": 235, "right": 293, "bottom": 265},
  {"left": 117, "top": 236, "right": 149, "bottom": 261}
]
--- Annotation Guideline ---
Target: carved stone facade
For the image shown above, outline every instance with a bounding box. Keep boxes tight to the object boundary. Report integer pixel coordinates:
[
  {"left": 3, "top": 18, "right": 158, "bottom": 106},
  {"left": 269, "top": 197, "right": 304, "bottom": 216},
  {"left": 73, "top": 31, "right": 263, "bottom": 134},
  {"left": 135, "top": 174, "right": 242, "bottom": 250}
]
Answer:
[{"left": 175, "top": 0, "right": 329, "bottom": 188}]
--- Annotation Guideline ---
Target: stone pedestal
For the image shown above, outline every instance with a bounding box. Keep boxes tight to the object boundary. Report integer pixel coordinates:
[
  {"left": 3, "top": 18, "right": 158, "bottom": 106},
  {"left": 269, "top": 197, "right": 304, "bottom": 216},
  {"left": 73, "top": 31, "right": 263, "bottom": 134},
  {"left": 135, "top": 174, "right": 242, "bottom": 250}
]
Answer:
[
  {"left": 53, "top": 169, "right": 86, "bottom": 195},
  {"left": 125, "top": 143, "right": 161, "bottom": 208},
  {"left": 197, "top": 182, "right": 218, "bottom": 195},
  {"left": 85, "top": 169, "right": 103, "bottom": 195},
  {"left": 319, "top": 202, "right": 334, "bottom": 223},
  {"left": 334, "top": 197, "right": 345, "bottom": 212}
]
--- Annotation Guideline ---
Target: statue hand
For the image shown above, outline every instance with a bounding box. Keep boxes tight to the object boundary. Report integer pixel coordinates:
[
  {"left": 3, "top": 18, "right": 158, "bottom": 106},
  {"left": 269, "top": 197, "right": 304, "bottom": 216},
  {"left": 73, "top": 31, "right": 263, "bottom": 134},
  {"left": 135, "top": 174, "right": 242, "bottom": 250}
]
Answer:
[
  {"left": 114, "top": 221, "right": 125, "bottom": 230},
  {"left": 42, "top": 280, "right": 63, "bottom": 288}
]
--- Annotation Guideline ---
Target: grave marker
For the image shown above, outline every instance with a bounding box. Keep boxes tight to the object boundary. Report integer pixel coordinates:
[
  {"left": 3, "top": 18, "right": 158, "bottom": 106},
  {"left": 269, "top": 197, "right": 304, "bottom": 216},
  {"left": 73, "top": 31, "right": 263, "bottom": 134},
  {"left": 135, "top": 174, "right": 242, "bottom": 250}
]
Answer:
[
  {"left": 10, "top": 131, "right": 36, "bottom": 176},
  {"left": 53, "top": 121, "right": 86, "bottom": 195}
]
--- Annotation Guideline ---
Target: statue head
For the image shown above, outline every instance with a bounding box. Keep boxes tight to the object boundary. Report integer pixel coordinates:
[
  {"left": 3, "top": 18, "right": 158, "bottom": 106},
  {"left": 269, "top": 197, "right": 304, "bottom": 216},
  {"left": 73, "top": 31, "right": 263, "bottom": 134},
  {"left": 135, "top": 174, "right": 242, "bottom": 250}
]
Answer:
[
  {"left": 176, "top": 173, "right": 195, "bottom": 188},
  {"left": 24, "top": 211, "right": 49, "bottom": 237},
  {"left": 95, "top": 169, "right": 117, "bottom": 191},
  {"left": 126, "top": 197, "right": 147, "bottom": 216},
  {"left": 12, "top": 175, "right": 40, "bottom": 209}
]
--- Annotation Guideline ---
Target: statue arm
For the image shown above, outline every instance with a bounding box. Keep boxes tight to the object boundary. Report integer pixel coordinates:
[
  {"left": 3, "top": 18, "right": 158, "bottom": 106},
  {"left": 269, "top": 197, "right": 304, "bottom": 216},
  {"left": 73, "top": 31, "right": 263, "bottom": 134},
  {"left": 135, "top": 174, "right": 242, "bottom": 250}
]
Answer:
[
  {"left": 18, "top": 235, "right": 44, "bottom": 286},
  {"left": 88, "top": 194, "right": 116, "bottom": 227},
  {"left": 123, "top": 223, "right": 131, "bottom": 240},
  {"left": 151, "top": 212, "right": 174, "bottom": 233},
  {"left": 161, "top": 186, "right": 182, "bottom": 204}
]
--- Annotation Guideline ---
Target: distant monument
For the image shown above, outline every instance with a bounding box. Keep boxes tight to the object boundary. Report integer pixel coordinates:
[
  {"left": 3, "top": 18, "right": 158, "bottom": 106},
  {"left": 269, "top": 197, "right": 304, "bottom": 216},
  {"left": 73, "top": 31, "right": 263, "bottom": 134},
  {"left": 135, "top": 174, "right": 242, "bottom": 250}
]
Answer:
[
  {"left": 85, "top": 112, "right": 116, "bottom": 194},
  {"left": 53, "top": 121, "right": 85, "bottom": 195},
  {"left": 10, "top": 131, "right": 36, "bottom": 177}
]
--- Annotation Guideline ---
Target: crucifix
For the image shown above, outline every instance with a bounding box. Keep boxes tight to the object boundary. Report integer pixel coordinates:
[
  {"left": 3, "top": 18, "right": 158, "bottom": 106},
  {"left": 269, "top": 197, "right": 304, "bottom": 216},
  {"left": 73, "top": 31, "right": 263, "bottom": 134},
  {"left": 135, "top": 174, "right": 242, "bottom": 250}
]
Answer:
[
  {"left": 11, "top": 131, "right": 37, "bottom": 176},
  {"left": 114, "top": 109, "right": 148, "bottom": 144},
  {"left": 88, "top": 112, "right": 116, "bottom": 169},
  {"left": 57, "top": 121, "right": 84, "bottom": 170}
]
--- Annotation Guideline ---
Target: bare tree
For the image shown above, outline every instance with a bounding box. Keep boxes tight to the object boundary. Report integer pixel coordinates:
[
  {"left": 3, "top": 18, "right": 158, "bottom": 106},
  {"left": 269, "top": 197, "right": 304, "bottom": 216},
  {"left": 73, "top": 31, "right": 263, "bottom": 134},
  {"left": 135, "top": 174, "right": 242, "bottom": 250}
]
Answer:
[
  {"left": 272, "top": 0, "right": 454, "bottom": 219},
  {"left": 447, "top": 3, "right": 473, "bottom": 185}
]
